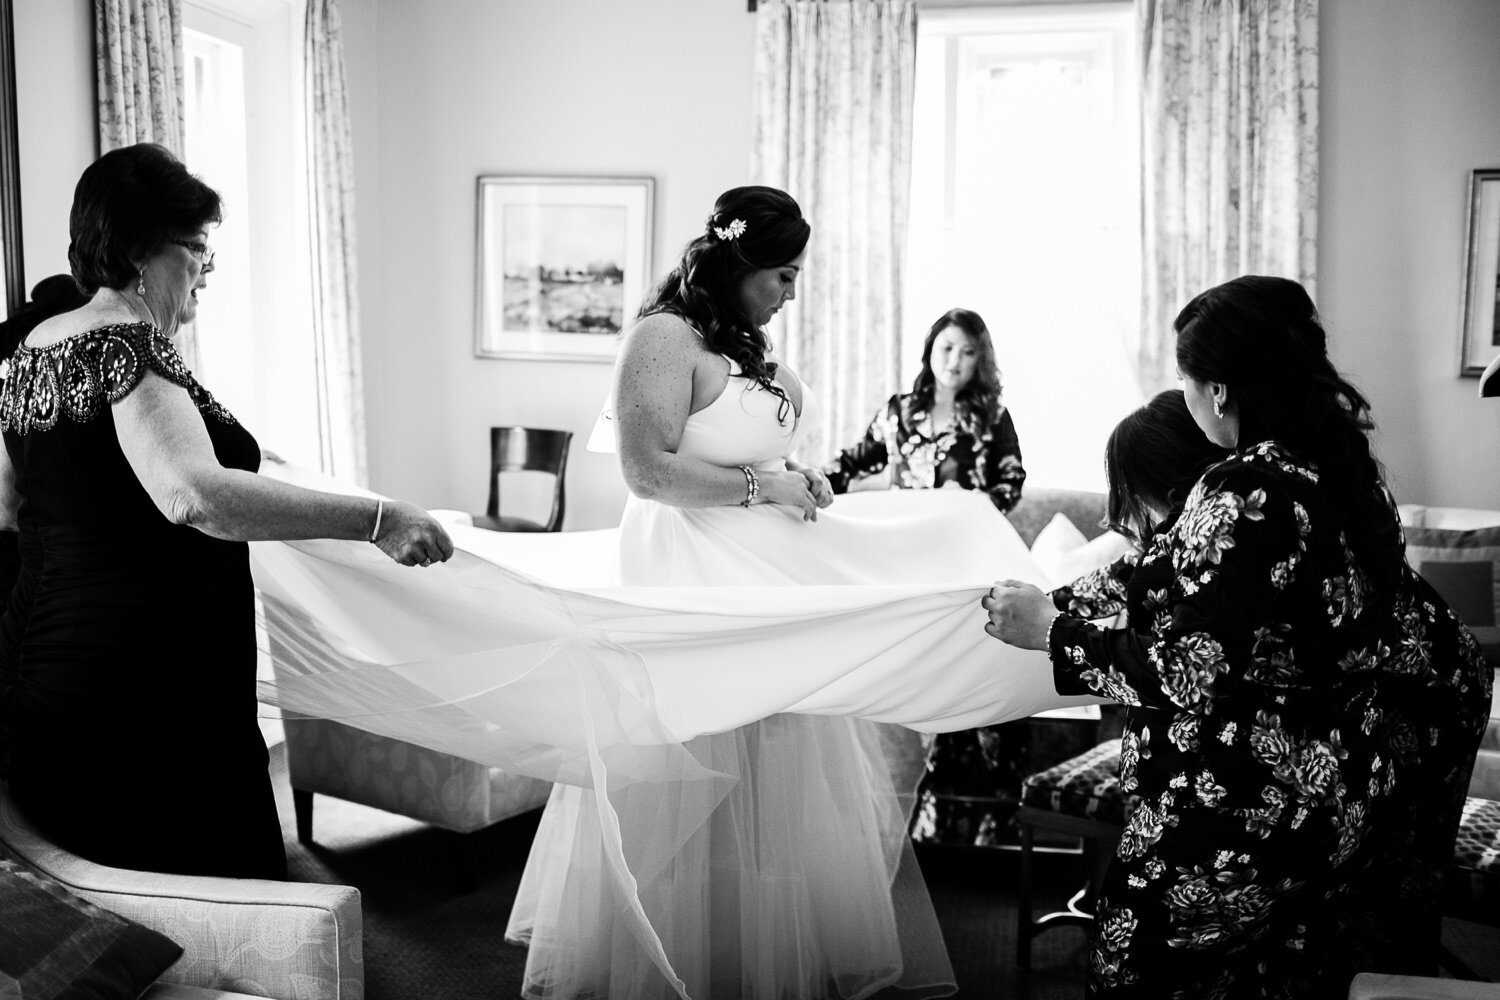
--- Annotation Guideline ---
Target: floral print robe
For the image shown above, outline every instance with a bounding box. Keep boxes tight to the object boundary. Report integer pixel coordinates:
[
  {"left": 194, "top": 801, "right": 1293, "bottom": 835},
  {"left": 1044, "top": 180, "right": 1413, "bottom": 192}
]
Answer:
[
  {"left": 822, "top": 393, "right": 1025, "bottom": 512},
  {"left": 1048, "top": 441, "right": 1491, "bottom": 998}
]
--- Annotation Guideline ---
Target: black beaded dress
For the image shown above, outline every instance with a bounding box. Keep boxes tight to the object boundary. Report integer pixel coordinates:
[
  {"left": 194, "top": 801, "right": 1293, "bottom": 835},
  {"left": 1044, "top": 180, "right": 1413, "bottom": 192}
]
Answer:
[{"left": 0, "top": 322, "right": 285, "bottom": 879}]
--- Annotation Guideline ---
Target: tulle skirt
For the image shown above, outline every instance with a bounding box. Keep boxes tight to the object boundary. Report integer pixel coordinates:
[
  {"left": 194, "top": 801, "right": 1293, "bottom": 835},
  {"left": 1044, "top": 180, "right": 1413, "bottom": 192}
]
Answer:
[
  {"left": 508, "top": 714, "right": 952, "bottom": 1000},
  {"left": 506, "top": 493, "right": 982, "bottom": 999}
]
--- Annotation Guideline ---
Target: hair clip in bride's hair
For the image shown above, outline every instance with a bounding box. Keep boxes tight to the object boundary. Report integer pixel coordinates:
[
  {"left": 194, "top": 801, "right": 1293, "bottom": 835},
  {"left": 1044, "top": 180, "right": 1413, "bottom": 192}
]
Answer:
[{"left": 713, "top": 218, "right": 748, "bottom": 242}]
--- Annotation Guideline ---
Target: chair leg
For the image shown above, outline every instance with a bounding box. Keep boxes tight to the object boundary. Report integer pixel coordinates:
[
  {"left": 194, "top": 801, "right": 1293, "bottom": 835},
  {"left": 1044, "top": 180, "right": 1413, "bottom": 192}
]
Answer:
[
  {"left": 292, "top": 789, "right": 314, "bottom": 845},
  {"left": 1017, "top": 820, "right": 1035, "bottom": 971}
]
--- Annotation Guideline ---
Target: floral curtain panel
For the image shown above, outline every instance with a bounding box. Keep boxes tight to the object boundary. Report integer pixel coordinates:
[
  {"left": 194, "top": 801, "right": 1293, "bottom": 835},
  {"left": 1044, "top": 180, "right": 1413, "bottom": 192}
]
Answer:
[
  {"left": 306, "top": 0, "right": 367, "bottom": 485},
  {"left": 752, "top": 0, "right": 917, "bottom": 464},
  {"left": 1136, "top": 0, "right": 1319, "bottom": 395},
  {"left": 96, "top": 0, "right": 183, "bottom": 156},
  {"left": 95, "top": 0, "right": 193, "bottom": 365}
]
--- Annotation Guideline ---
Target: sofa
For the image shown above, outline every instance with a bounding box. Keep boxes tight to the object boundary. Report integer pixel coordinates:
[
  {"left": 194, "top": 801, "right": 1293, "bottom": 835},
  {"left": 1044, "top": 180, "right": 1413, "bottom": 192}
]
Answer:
[
  {"left": 1400, "top": 504, "right": 1500, "bottom": 667},
  {"left": 0, "top": 783, "right": 364, "bottom": 1000},
  {"left": 1004, "top": 485, "right": 1109, "bottom": 549}
]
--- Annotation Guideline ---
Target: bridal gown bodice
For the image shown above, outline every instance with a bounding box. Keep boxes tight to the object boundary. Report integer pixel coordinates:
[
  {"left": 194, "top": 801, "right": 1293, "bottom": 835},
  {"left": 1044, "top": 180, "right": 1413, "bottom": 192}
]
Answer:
[{"left": 676, "top": 359, "right": 800, "bottom": 470}]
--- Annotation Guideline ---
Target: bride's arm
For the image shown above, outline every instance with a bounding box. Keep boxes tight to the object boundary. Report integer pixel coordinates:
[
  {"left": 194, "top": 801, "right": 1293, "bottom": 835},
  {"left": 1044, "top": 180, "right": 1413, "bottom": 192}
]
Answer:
[{"left": 614, "top": 316, "right": 817, "bottom": 517}]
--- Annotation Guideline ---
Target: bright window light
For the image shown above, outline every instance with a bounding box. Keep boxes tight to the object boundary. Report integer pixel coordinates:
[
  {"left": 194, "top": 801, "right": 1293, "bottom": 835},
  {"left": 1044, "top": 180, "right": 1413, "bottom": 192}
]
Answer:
[
  {"left": 183, "top": 0, "right": 319, "bottom": 472},
  {"left": 906, "top": 3, "right": 1141, "bottom": 492},
  {"left": 184, "top": 26, "right": 254, "bottom": 419}
]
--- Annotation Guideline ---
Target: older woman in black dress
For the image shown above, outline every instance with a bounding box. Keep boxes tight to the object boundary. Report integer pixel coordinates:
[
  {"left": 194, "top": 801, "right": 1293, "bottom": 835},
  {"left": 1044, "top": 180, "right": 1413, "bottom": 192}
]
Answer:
[
  {"left": 985, "top": 276, "right": 1491, "bottom": 996},
  {"left": 0, "top": 143, "right": 453, "bottom": 879}
]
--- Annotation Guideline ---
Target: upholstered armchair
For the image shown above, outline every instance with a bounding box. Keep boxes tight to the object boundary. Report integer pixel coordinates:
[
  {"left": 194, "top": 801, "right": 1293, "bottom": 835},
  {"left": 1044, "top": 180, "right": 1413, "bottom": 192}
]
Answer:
[{"left": 0, "top": 783, "right": 364, "bottom": 1000}]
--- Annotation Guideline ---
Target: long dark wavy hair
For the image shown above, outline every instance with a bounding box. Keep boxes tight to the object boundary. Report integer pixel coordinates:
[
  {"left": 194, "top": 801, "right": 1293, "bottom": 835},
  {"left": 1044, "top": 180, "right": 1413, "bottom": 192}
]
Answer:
[
  {"left": 1105, "top": 389, "right": 1228, "bottom": 543},
  {"left": 908, "top": 308, "right": 1004, "bottom": 432},
  {"left": 638, "top": 186, "right": 810, "bottom": 412},
  {"left": 1174, "top": 274, "right": 1402, "bottom": 594}
]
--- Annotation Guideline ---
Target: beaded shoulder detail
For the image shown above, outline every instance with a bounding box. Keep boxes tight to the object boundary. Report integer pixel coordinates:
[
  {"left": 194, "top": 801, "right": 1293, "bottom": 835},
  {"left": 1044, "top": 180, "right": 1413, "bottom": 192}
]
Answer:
[{"left": 0, "top": 322, "right": 235, "bottom": 435}]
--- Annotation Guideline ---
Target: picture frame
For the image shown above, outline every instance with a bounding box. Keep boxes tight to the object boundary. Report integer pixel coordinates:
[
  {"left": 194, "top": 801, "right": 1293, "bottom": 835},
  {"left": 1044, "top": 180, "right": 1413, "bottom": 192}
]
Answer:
[
  {"left": 1459, "top": 168, "right": 1500, "bottom": 378},
  {"left": 474, "top": 175, "right": 654, "bottom": 362}
]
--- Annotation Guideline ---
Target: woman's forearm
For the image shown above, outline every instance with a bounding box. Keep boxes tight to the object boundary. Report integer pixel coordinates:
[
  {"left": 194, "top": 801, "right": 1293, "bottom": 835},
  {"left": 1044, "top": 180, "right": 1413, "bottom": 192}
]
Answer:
[
  {"left": 624, "top": 450, "right": 761, "bottom": 509},
  {"left": 170, "top": 467, "right": 382, "bottom": 542}
]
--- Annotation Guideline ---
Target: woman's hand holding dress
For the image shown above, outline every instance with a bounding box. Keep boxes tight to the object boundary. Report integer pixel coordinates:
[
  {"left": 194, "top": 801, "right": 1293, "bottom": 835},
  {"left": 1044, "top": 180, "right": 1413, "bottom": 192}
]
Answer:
[
  {"left": 982, "top": 580, "right": 1058, "bottom": 650},
  {"left": 374, "top": 499, "right": 455, "bottom": 567}
]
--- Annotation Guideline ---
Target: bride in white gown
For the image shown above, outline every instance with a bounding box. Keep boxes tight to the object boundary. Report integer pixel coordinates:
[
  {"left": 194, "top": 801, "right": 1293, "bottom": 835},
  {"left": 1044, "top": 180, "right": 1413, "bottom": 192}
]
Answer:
[
  {"left": 249, "top": 187, "right": 1095, "bottom": 1000},
  {"left": 508, "top": 186, "right": 960, "bottom": 1000}
]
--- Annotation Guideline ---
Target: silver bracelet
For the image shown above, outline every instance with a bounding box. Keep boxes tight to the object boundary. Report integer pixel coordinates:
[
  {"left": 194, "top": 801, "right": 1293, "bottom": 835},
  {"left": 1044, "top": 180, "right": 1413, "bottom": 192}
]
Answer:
[
  {"left": 1044, "top": 612, "right": 1064, "bottom": 652},
  {"left": 368, "top": 499, "right": 385, "bottom": 543},
  {"left": 738, "top": 465, "right": 759, "bottom": 507}
]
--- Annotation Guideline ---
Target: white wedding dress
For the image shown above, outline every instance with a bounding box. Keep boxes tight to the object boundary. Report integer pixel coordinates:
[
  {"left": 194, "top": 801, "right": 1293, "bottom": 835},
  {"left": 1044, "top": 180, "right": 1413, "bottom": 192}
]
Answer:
[
  {"left": 508, "top": 365, "right": 965, "bottom": 1000},
  {"left": 249, "top": 363, "right": 1097, "bottom": 1000}
]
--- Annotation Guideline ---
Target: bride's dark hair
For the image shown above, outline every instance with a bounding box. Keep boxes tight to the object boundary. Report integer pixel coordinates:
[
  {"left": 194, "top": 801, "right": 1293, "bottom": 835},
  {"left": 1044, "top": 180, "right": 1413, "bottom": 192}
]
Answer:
[{"left": 639, "top": 186, "right": 811, "bottom": 410}]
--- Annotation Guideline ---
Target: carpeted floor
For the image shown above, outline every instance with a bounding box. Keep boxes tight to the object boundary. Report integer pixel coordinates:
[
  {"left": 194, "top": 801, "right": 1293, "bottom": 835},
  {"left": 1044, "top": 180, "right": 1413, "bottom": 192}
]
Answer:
[{"left": 269, "top": 746, "right": 1500, "bottom": 999}]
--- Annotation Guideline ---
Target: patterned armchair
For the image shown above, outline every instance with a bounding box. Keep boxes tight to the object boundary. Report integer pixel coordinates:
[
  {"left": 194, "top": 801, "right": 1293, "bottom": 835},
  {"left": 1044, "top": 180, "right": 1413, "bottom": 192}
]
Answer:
[{"left": 0, "top": 783, "right": 363, "bottom": 1000}]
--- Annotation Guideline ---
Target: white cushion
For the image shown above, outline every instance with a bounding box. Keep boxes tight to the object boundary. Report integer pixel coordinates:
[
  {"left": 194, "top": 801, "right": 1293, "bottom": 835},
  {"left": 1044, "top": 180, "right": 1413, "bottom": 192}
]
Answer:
[
  {"left": 1419, "top": 506, "right": 1500, "bottom": 531},
  {"left": 1029, "top": 513, "right": 1089, "bottom": 584},
  {"left": 1030, "top": 513, "right": 1135, "bottom": 588}
]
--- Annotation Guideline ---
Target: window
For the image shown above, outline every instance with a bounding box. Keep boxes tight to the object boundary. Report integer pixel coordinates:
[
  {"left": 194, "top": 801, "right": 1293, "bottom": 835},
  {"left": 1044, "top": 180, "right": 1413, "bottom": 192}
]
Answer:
[
  {"left": 905, "top": 3, "right": 1141, "bottom": 491},
  {"left": 183, "top": 0, "right": 319, "bottom": 470}
]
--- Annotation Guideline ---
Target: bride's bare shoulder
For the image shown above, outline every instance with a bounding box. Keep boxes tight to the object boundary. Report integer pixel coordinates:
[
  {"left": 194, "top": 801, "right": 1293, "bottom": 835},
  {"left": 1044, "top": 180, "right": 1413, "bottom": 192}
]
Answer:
[{"left": 620, "top": 313, "right": 710, "bottom": 370}]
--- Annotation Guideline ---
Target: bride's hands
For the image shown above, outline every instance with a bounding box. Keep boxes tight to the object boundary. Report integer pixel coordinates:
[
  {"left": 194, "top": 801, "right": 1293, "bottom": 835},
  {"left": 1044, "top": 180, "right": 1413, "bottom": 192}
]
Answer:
[
  {"left": 758, "top": 469, "right": 822, "bottom": 521},
  {"left": 796, "top": 467, "right": 835, "bottom": 510}
]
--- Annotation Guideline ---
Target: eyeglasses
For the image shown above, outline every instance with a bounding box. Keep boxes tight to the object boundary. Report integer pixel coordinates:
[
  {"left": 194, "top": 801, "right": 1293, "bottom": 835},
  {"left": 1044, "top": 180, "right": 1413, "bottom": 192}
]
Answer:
[{"left": 168, "top": 238, "right": 215, "bottom": 267}]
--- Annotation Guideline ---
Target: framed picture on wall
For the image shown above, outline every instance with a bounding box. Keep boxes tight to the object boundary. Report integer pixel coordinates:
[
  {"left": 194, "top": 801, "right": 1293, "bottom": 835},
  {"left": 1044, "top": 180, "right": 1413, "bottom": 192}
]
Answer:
[
  {"left": 474, "top": 175, "right": 654, "bottom": 362},
  {"left": 1459, "top": 167, "right": 1500, "bottom": 378}
]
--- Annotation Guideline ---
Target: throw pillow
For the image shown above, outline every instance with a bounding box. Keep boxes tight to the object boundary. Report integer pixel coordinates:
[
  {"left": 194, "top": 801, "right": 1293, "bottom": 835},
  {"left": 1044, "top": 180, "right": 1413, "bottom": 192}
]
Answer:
[
  {"left": 1405, "top": 519, "right": 1500, "bottom": 650},
  {"left": 0, "top": 859, "right": 183, "bottom": 1000},
  {"left": 1051, "top": 531, "right": 1137, "bottom": 590},
  {"left": 1029, "top": 512, "right": 1089, "bottom": 587},
  {"left": 1030, "top": 513, "right": 1136, "bottom": 588}
]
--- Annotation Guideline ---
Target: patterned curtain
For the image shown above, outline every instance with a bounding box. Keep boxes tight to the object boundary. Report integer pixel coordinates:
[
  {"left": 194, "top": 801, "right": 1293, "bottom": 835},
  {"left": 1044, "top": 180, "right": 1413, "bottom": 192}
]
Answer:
[
  {"left": 752, "top": 0, "right": 917, "bottom": 464},
  {"left": 1136, "top": 0, "right": 1318, "bottom": 395},
  {"left": 305, "top": 0, "right": 367, "bottom": 484},
  {"left": 95, "top": 0, "right": 183, "bottom": 155},
  {"left": 95, "top": 0, "right": 194, "bottom": 365}
]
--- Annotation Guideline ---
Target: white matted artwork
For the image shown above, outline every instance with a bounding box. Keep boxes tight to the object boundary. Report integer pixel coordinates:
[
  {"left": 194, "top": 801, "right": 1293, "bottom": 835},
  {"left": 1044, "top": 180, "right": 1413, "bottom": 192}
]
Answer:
[
  {"left": 1459, "top": 168, "right": 1500, "bottom": 378},
  {"left": 474, "top": 175, "right": 654, "bottom": 362}
]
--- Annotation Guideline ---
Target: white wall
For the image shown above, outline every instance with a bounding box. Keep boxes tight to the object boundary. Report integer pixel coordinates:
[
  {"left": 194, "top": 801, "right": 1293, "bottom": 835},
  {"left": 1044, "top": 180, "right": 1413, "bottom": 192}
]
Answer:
[
  {"left": 344, "top": 0, "right": 757, "bottom": 528},
  {"left": 1318, "top": 0, "right": 1500, "bottom": 509},
  {"left": 14, "top": 0, "right": 94, "bottom": 283}
]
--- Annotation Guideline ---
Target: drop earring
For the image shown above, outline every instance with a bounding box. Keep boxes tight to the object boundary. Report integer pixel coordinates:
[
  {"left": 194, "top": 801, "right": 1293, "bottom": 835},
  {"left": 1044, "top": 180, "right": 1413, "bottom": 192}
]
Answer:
[
  {"left": 137, "top": 271, "right": 147, "bottom": 297},
  {"left": 1213, "top": 398, "right": 1224, "bottom": 419}
]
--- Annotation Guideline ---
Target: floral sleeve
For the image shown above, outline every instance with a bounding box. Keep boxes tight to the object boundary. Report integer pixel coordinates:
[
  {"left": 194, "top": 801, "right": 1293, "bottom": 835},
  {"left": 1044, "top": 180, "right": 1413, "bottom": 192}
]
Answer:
[
  {"left": 980, "top": 408, "right": 1025, "bottom": 512},
  {"left": 1046, "top": 460, "right": 1305, "bottom": 711},
  {"left": 1049, "top": 552, "right": 1138, "bottom": 620},
  {"left": 823, "top": 396, "right": 897, "bottom": 494}
]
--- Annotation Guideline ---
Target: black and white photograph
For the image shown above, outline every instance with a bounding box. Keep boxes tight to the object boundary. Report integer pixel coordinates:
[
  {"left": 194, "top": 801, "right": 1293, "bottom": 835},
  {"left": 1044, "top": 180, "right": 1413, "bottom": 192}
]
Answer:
[
  {"left": 2, "top": 3, "right": 1499, "bottom": 1000},
  {"left": 475, "top": 175, "right": 653, "bottom": 361}
]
